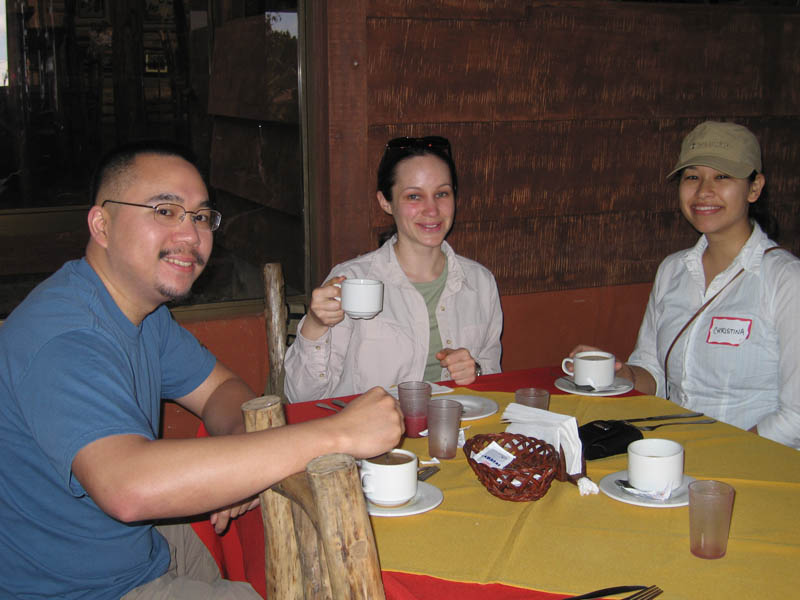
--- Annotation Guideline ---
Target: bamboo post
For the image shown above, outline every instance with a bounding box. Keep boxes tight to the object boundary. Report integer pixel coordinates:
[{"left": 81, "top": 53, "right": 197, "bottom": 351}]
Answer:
[
  {"left": 263, "top": 263, "right": 288, "bottom": 400},
  {"left": 241, "top": 395, "right": 303, "bottom": 599},
  {"left": 306, "top": 454, "right": 385, "bottom": 599}
]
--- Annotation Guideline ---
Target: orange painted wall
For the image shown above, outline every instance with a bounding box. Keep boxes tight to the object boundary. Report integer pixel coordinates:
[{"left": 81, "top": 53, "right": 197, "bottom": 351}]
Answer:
[
  {"left": 163, "top": 314, "right": 268, "bottom": 438},
  {"left": 177, "top": 282, "right": 653, "bottom": 391},
  {"left": 500, "top": 283, "right": 652, "bottom": 371}
]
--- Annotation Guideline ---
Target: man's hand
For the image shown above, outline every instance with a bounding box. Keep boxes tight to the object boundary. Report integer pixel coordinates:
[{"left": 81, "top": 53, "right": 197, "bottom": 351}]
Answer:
[
  {"left": 329, "top": 387, "right": 404, "bottom": 458},
  {"left": 209, "top": 496, "right": 260, "bottom": 535},
  {"left": 436, "top": 348, "right": 477, "bottom": 385}
]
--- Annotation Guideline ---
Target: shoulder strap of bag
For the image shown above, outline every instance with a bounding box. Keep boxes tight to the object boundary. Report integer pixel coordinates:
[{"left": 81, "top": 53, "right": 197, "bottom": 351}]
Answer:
[{"left": 663, "top": 246, "right": 781, "bottom": 398}]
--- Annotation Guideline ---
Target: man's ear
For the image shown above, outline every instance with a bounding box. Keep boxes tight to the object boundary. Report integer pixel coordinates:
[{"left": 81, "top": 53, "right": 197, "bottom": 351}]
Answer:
[{"left": 87, "top": 205, "right": 110, "bottom": 248}]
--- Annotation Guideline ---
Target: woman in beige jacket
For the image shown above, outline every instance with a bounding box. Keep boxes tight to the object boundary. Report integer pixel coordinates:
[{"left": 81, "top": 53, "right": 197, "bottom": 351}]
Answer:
[{"left": 284, "top": 136, "right": 502, "bottom": 403}]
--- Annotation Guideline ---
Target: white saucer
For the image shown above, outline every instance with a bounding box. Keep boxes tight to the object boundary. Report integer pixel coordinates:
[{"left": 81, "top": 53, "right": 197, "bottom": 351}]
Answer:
[
  {"left": 440, "top": 394, "right": 499, "bottom": 421},
  {"left": 554, "top": 376, "right": 634, "bottom": 397},
  {"left": 367, "top": 481, "right": 443, "bottom": 517},
  {"left": 388, "top": 382, "right": 454, "bottom": 399},
  {"left": 599, "top": 470, "right": 696, "bottom": 508}
]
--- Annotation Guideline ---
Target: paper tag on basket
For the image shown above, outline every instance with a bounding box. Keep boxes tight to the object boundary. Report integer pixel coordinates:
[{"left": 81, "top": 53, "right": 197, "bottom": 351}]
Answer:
[{"left": 470, "top": 441, "right": 516, "bottom": 469}]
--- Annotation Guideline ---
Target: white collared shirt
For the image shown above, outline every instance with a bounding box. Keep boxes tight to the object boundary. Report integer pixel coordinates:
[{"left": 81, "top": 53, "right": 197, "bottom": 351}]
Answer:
[
  {"left": 628, "top": 223, "right": 800, "bottom": 449},
  {"left": 284, "top": 237, "right": 503, "bottom": 403}
]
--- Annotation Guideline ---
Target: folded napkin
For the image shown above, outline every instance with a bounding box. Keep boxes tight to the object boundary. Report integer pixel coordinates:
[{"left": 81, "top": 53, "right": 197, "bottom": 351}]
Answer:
[{"left": 502, "top": 403, "right": 598, "bottom": 496}]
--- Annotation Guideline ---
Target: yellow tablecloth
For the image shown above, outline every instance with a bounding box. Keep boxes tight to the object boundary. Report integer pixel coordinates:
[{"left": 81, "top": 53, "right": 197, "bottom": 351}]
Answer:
[{"left": 374, "top": 389, "right": 800, "bottom": 598}]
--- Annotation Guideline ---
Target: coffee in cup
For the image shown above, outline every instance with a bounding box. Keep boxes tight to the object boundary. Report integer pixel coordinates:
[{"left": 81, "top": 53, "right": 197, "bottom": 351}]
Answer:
[
  {"left": 359, "top": 449, "right": 418, "bottom": 506},
  {"left": 561, "top": 351, "right": 615, "bottom": 388},
  {"left": 338, "top": 278, "right": 384, "bottom": 320}
]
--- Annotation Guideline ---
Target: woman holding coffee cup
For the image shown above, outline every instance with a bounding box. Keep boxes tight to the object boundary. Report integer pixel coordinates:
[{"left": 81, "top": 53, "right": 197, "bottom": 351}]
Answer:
[
  {"left": 285, "top": 136, "right": 502, "bottom": 403},
  {"left": 570, "top": 121, "right": 800, "bottom": 449}
]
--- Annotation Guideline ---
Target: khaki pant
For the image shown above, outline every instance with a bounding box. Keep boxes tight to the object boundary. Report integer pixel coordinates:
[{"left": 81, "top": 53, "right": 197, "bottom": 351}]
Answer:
[{"left": 122, "top": 522, "right": 261, "bottom": 600}]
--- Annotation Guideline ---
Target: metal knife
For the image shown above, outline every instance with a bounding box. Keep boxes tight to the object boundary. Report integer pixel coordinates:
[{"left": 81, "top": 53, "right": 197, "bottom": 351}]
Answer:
[{"left": 622, "top": 412, "right": 704, "bottom": 423}]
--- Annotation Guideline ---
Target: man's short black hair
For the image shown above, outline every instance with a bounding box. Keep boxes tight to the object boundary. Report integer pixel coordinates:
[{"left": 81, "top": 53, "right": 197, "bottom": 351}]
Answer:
[{"left": 89, "top": 140, "right": 199, "bottom": 205}]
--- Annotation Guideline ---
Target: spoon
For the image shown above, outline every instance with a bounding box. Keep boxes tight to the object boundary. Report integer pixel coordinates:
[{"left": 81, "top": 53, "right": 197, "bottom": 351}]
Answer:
[
  {"left": 417, "top": 466, "right": 440, "bottom": 481},
  {"left": 614, "top": 479, "right": 671, "bottom": 501}
]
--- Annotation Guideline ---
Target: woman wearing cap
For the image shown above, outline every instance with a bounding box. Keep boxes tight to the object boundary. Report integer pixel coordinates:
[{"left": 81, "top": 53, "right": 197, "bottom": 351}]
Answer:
[
  {"left": 571, "top": 121, "right": 800, "bottom": 449},
  {"left": 284, "top": 136, "right": 502, "bottom": 403}
]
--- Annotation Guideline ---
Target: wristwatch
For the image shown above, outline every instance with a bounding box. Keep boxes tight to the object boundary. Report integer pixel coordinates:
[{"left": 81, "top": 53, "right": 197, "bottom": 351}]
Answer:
[{"left": 474, "top": 361, "right": 482, "bottom": 377}]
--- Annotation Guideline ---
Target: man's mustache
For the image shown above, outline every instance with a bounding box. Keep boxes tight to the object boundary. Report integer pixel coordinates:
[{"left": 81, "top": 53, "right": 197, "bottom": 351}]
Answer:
[{"left": 158, "top": 248, "right": 207, "bottom": 267}]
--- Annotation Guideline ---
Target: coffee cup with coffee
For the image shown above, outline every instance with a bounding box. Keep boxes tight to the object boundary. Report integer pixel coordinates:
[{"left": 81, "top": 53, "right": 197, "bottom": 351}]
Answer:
[
  {"left": 627, "top": 438, "right": 685, "bottom": 493},
  {"left": 561, "top": 351, "right": 615, "bottom": 389},
  {"left": 336, "top": 278, "right": 384, "bottom": 320},
  {"left": 359, "top": 449, "right": 418, "bottom": 507}
]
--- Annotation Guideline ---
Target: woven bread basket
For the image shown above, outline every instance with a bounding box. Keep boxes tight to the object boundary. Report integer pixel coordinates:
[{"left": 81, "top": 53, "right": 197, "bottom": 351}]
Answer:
[{"left": 463, "top": 433, "right": 559, "bottom": 501}]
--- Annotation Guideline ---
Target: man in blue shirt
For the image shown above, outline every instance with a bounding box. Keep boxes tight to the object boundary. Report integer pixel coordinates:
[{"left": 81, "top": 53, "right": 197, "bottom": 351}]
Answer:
[{"left": 0, "top": 141, "right": 403, "bottom": 599}]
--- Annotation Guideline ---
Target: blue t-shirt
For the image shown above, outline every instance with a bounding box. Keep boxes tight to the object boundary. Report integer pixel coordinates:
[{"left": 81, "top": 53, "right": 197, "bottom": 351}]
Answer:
[{"left": 0, "top": 259, "right": 216, "bottom": 599}]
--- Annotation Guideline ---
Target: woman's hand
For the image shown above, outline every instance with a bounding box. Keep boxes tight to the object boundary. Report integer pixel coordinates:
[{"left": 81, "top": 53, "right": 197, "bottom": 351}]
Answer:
[
  {"left": 567, "top": 345, "right": 656, "bottom": 394},
  {"left": 301, "top": 276, "right": 347, "bottom": 340},
  {"left": 437, "top": 348, "right": 477, "bottom": 385},
  {"left": 566, "top": 344, "right": 624, "bottom": 373}
]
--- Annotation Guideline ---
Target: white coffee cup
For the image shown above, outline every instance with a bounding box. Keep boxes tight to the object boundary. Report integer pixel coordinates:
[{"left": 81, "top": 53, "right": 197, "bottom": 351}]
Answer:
[
  {"left": 627, "top": 438, "right": 685, "bottom": 493},
  {"left": 359, "top": 449, "right": 418, "bottom": 507},
  {"left": 561, "top": 351, "right": 615, "bottom": 388},
  {"left": 337, "top": 278, "right": 384, "bottom": 319}
]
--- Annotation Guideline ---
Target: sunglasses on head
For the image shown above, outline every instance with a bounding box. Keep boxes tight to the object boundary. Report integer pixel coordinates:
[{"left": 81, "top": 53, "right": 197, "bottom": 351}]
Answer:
[{"left": 385, "top": 136, "right": 451, "bottom": 155}]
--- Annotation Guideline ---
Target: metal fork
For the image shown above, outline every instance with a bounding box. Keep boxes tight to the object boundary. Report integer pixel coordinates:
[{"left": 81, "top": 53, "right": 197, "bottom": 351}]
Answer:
[
  {"left": 314, "top": 402, "right": 339, "bottom": 413},
  {"left": 623, "top": 585, "right": 663, "bottom": 600},
  {"left": 635, "top": 419, "right": 716, "bottom": 431}
]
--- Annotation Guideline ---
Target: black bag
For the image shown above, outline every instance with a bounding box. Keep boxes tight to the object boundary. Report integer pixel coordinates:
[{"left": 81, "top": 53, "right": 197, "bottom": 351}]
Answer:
[{"left": 578, "top": 420, "right": 643, "bottom": 460}]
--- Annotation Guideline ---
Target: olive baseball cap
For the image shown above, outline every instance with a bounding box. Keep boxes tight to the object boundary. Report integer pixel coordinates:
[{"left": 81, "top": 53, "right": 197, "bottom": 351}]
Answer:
[{"left": 667, "top": 121, "right": 762, "bottom": 180}]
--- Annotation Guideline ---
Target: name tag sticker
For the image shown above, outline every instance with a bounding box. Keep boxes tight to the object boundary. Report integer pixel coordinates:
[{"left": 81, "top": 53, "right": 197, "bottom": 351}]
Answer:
[{"left": 707, "top": 317, "right": 752, "bottom": 346}]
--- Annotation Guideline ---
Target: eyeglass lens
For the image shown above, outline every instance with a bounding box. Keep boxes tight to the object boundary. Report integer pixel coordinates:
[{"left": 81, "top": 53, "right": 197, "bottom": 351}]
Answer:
[{"left": 153, "top": 204, "right": 221, "bottom": 231}]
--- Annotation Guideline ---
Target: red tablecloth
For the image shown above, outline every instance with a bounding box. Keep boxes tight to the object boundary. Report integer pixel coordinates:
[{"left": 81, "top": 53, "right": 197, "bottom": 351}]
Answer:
[{"left": 192, "top": 367, "right": 639, "bottom": 599}]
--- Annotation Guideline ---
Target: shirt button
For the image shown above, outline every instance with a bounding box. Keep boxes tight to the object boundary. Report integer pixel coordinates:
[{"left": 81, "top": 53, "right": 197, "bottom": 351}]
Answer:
[
  {"left": 446, "top": 339, "right": 452, "bottom": 345},
  {"left": 440, "top": 306, "right": 445, "bottom": 311},
  {"left": 315, "top": 345, "right": 321, "bottom": 351},
  {"left": 319, "top": 373, "right": 325, "bottom": 378}
]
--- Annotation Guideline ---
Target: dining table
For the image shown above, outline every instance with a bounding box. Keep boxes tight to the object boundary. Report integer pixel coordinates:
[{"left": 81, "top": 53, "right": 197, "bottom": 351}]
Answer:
[{"left": 192, "top": 367, "right": 800, "bottom": 599}]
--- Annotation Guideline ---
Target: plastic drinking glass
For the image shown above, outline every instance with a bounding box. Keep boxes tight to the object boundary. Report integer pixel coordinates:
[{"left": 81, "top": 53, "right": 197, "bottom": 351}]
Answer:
[
  {"left": 514, "top": 388, "right": 550, "bottom": 410},
  {"left": 689, "top": 480, "right": 735, "bottom": 559},
  {"left": 398, "top": 381, "right": 431, "bottom": 438},
  {"left": 427, "top": 398, "right": 462, "bottom": 459}
]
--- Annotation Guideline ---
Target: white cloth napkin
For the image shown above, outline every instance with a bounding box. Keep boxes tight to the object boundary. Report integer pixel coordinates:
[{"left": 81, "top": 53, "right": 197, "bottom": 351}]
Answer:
[{"left": 501, "top": 403, "right": 598, "bottom": 496}]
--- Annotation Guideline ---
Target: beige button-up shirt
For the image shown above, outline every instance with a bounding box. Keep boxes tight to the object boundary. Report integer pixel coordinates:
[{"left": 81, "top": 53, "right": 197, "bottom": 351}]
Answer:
[{"left": 284, "top": 238, "right": 503, "bottom": 403}]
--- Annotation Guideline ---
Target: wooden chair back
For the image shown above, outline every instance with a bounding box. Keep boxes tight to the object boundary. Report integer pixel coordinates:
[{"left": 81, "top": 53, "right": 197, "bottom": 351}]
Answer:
[
  {"left": 242, "top": 395, "right": 385, "bottom": 600},
  {"left": 263, "top": 263, "right": 288, "bottom": 400}
]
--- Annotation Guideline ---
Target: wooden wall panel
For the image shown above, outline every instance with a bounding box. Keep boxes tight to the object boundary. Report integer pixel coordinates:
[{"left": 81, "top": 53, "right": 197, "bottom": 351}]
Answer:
[
  {"left": 319, "top": 0, "right": 370, "bottom": 271},
  {"left": 367, "top": 5, "right": 800, "bottom": 123},
  {"left": 313, "top": 0, "right": 800, "bottom": 296}
]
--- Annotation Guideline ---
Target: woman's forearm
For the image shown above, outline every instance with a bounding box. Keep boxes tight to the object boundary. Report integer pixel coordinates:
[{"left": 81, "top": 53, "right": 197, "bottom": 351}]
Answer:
[{"left": 620, "top": 363, "right": 657, "bottom": 395}]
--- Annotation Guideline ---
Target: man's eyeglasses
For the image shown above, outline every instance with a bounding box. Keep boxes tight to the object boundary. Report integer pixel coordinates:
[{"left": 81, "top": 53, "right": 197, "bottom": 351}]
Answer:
[
  {"left": 385, "top": 136, "right": 451, "bottom": 155},
  {"left": 102, "top": 200, "right": 222, "bottom": 232}
]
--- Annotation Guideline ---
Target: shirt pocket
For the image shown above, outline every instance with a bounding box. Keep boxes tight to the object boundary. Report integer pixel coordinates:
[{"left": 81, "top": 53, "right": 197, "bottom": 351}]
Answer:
[{"left": 352, "top": 317, "right": 416, "bottom": 391}]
